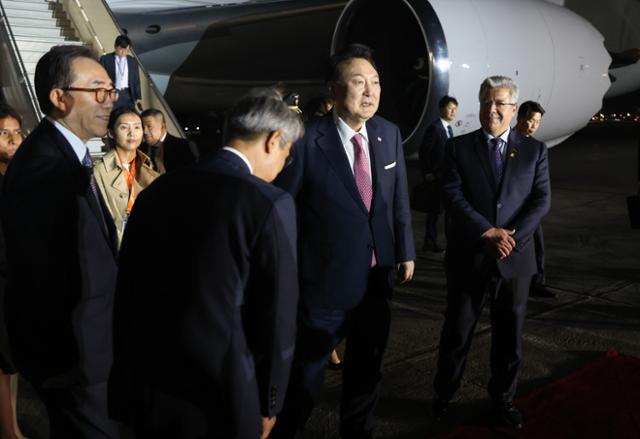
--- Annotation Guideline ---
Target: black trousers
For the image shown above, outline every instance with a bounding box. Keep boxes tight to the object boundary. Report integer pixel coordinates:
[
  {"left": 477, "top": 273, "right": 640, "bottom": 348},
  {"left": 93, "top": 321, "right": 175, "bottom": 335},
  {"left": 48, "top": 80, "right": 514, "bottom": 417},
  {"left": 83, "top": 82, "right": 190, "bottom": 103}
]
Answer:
[
  {"left": 34, "top": 380, "right": 119, "bottom": 439},
  {"left": 114, "top": 88, "right": 134, "bottom": 110},
  {"left": 272, "top": 267, "right": 393, "bottom": 439},
  {"left": 532, "top": 225, "right": 546, "bottom": 285},
  {"left": 434, "top": 272, "right": 531, "bottom": 405}
]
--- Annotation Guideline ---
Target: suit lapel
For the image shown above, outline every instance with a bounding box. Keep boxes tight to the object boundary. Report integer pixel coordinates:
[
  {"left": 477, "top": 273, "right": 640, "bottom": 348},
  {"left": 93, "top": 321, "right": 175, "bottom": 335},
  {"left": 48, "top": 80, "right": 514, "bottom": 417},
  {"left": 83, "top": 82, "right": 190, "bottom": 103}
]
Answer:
[
  {"left": 45, "top": 120, "right": 117, "bottom": 251},
  {"left": 315, "top": 116, "right": 368, "bottom": 214},
  {"left": 497, "top": 130, "right": 522, "bottom": 199},
  {"left": 472, "top": 130, "right": 497, "bottom": 190}
]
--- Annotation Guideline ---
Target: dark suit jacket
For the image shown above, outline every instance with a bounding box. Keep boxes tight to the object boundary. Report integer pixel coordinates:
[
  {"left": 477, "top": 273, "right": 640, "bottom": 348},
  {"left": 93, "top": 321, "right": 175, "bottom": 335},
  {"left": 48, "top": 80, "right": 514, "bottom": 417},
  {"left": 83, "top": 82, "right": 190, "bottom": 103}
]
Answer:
[
  {"left": 140, "top": 133, "right": 198, "bottom": 173},
  {"left": 110, "top": 149, "right": 298, "bottom": 435},
  {"left": 99, "top": 52, "right": 141, "bottom": 102},
  {"left": 1, "top": 118, "right": 118, "bottom": 385},
  {"left": 419, "top": 118, "right": 448, "bottom": 177},
  {"left": 442, "top": 129, "right": 550, "bottom": 280},
  {"left": 276, "top": 113, "right": 415, "bottom": 310}
]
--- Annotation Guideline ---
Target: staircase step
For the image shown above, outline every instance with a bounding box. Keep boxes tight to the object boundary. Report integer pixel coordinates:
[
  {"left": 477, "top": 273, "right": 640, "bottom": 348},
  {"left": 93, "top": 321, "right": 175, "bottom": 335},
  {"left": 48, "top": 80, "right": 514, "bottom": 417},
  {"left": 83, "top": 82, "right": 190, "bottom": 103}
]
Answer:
[
  {"left": 15, "top": 49, "right": 47, "bottom": 63},
  {"left": 3, "top": 8, "right": 55, "bottom": 20},
  {"left": 9, "top": 25, "right": 73, "bottom": 39},
  {"left": 4, "top": 16, "right": 65, "bottom": 28},
  {"left": 1, "top": 0, "right": 54, "bottom": 13}
]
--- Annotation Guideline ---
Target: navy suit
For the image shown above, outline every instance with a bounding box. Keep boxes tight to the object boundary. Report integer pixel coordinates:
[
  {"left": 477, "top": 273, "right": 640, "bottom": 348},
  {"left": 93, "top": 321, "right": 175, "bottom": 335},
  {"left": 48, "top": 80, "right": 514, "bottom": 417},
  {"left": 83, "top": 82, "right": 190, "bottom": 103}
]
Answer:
[
  {"left": 434, "top": 129, "right": 550, "bottom": 404},
  {"left": 1, "top": 118, "right": 119, "bottom": 437},
  {"left": 418, "top": 119, "right": 450, "bottom": 248},
  {"left": 109, "top": 149, "right": 299, "bottom": 438},
  {"left": 99, "top": 53, "right": 141, "bottom": 108},
  {"left": 140, "top": 133, "right": 199, "bottom": 173},
  {"left": 273, "top": 113, "right": 415, "bottom": 438}
]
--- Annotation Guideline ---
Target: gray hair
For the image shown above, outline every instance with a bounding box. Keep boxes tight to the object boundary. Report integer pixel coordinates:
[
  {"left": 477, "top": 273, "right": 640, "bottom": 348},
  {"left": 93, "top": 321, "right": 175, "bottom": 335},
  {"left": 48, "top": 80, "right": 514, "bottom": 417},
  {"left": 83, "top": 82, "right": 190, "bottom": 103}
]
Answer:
[
  {"left": 478, "top": 76, "right": 519, "bottom": 103},
  {"left": 224, "top": 87, "right": 304, "bottom": 147}
]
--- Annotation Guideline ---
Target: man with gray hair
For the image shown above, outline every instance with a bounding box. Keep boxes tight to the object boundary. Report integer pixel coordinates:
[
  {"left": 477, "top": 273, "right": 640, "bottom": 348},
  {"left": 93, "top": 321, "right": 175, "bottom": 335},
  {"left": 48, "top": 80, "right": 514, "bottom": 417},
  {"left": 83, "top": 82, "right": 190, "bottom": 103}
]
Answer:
[
  {"left": 432, "top": 76, "right": 550, "bottom": 429},
  {"left": 109, "top": 89, "right": 303, "bottom": 438}
]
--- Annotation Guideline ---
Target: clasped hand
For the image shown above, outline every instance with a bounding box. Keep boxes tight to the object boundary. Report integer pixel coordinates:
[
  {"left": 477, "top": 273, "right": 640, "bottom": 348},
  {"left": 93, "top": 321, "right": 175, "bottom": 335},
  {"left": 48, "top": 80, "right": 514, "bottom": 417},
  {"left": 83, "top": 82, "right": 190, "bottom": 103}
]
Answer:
[{"left": 482, "top": 227, "right": 516, "bottom": 259}]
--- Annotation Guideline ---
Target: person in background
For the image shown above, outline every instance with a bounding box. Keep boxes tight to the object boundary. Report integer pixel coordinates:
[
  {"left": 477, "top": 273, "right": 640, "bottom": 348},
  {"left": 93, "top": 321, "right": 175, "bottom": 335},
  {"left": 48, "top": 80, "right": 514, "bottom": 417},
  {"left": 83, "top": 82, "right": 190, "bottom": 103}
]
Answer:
[
  {"left": 1, "top": 45, "right": 119, "bottom": 438},
  {"left": 0, "top": 106, "right": 27, "bottom": 439},
  {"left": 94, "top": 107, "right": 159, "bottom": 245},
  {"left": 514, "top": 101, "right": 554, "bottom": 298},
  {"left": 100, "top": 35, "right": 142, "bottom": 111},
  {"left": 140, "top": 108, "right": 198, "bottom": 173},
  {"left": 109, "top": 89, "right": 302, "bottom": 439},
  {"left": 418, "top": 95, "right": 458, "bottom": 252},
  {"left": 433, "top": 76, "right": 550, "bottom": 430}
]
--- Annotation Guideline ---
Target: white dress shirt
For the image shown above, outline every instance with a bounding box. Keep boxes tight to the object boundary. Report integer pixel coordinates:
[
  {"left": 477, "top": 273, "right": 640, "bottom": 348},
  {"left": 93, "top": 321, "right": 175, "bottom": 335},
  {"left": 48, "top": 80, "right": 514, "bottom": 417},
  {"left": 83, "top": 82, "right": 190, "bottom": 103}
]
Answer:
[
  {"left": 333, "top": 110, "right": 372, "bottom": 183},
  {"left": 115, "top": 55, "right": 129, "bottom": 90},
  {"left": 48, "top": 116, "right": 88, "bottom": 163}
]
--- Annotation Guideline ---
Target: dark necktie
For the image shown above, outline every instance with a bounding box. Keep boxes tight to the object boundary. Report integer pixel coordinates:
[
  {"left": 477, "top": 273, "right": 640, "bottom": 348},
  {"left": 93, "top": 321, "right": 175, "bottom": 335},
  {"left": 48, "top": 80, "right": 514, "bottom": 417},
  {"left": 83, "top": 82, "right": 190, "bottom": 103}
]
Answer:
[
  {"left": 447, "top": 125, "right": 453, "bottom": 138},
  {"left": 490, "top": 137, "right": 504, "bottom": 183},
  {"left": 82, "top": 150, "right": 108, "bottom": 227},
  {"left": 351, "top": 133, "right": 376, "bottom": 266}
]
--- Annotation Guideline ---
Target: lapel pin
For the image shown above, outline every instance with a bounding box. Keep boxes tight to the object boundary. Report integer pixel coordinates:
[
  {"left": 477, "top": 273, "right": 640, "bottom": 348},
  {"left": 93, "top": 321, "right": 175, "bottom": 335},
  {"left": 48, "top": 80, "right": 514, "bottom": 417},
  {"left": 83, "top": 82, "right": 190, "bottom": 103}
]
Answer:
[
  {"left": 377, "top": 136, "right": 382, "bottom": 142},
  {"left": 509, "top": 152, "right": 515, "bottom": 158}
]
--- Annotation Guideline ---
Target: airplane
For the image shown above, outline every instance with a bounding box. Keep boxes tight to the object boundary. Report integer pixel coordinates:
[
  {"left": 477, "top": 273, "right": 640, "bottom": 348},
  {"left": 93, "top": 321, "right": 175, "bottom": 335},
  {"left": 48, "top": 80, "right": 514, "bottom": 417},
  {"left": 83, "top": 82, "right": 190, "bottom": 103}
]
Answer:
[{"left": 105, "top": 0, "right": 638, "bottom": 152}]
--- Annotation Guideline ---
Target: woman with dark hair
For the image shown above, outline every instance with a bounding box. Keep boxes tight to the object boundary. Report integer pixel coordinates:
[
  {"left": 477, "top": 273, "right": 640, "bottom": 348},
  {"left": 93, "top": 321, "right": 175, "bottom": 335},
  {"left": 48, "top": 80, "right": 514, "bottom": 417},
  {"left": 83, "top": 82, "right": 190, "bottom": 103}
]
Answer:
[{"left": 94, "top": 107, "right": 159, "bottom": 244}]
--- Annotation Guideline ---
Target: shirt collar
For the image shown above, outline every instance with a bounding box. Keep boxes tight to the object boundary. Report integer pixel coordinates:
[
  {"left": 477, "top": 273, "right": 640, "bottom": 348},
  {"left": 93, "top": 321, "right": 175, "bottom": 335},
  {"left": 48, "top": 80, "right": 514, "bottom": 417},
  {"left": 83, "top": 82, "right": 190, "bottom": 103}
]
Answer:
[
  {"left": 483, "top": 127, "right": 510, "bottom": 144},
  {"left": 440, "top": 118, "right": 451, "bottom": 129},
  {"left": 333, "top": 110, "right": 369, "bottom": 146},
  {"left": 47, "top": 116, "right": 88, "bottom": 163},
  {"left": 222, "top": 146, "right": 253, "bottom": 174}
]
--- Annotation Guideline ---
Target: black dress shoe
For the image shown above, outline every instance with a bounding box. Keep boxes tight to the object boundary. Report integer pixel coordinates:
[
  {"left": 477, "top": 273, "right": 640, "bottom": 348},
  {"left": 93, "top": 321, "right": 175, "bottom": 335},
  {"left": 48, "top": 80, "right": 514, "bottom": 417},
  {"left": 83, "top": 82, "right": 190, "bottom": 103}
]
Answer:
[
  {"left": 325, "top": 360, "right": 343, "bottom": 371},
  {"left": 431, "top": 399, "right": 449, "bottom": 424},
  {"left": 492, "top": 403, "right": 523, "bottom": 430},
  {"left": 530, "top": 284, "right": 556, "bottom": 298}
]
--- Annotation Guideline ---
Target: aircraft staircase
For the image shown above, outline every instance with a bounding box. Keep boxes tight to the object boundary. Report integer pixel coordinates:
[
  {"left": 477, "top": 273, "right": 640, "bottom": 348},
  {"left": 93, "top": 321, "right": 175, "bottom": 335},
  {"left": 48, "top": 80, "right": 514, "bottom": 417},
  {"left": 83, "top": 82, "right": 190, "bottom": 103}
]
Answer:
[{"left": 0, "top": 0, "right": 185, "bottom": 154}]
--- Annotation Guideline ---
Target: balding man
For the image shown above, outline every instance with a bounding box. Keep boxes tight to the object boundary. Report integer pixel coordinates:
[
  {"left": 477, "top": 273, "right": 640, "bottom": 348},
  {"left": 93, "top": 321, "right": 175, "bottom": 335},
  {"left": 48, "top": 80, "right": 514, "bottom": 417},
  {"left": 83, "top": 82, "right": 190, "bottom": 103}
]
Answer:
[
  {"left": 433, "top": 76, "right": 550, "bottom": 430},
  {"left": 140, "top": 108, "right": 198, "bottom": 173}
]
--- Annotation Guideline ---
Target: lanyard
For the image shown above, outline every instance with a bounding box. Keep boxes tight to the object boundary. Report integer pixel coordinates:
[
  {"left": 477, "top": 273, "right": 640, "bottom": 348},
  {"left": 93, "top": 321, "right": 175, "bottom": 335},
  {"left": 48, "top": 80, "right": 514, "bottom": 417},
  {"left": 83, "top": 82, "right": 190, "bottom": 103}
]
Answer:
[{"left": 118, "top": 155, "right": 137, "bottom": 214}]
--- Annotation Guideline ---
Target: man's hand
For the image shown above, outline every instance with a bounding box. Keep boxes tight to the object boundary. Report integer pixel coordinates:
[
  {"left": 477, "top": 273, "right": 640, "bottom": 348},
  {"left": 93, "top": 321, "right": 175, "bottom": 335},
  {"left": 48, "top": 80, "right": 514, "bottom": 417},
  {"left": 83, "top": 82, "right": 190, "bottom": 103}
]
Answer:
[
  {"left": 481, "top": 227, "right": 516, "bottom": 259},
  {"left": 261, "top": 416, "right": 276, "bottom": 439},
  {"left": 396, "top": 260, "right": 415, "bottom": 284}
]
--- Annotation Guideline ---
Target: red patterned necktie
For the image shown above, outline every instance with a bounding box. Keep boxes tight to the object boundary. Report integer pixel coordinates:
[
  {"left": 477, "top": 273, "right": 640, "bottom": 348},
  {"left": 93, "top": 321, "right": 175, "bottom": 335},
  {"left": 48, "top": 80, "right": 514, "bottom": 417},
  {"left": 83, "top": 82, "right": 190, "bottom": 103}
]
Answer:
[{"left": 351, "top": 133, "right": 376, "bottom": 266}]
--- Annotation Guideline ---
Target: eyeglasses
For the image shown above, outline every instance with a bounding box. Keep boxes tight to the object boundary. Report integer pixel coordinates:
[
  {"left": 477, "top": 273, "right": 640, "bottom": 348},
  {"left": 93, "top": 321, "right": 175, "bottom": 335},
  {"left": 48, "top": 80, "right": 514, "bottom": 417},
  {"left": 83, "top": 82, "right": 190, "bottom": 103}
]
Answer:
[
  {"left": 481, "top": 100, "right": 516, "bottom": 109},
  {"left": 62, "top": 87, "right": 119, "bottom": 104}
]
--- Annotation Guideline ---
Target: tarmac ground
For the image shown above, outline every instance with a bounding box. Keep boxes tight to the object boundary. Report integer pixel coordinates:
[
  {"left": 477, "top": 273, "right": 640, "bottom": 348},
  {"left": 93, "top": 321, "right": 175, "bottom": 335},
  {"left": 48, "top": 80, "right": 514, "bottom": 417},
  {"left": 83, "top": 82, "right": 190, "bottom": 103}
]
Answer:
[{"left": 15, "top": 124, "right": 640, "bottom": 438}]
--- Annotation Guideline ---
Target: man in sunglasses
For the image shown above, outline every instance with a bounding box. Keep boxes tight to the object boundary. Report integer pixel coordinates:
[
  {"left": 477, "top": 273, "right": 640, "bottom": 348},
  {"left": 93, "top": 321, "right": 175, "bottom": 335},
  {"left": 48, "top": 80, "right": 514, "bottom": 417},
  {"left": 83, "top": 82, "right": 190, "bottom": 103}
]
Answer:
[{"left": 1, "top": 45, "right": 120, "bottom": 437}]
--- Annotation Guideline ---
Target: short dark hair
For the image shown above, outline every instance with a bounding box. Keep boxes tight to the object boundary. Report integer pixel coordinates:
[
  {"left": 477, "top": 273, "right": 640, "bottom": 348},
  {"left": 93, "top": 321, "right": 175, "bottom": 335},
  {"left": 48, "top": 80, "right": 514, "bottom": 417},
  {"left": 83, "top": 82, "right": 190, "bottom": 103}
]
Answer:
[
  {"left": 114, "top": 35, "right": 132, "bottom": 49},
  {"left": 34, "top": 45, "right": 97, "bottom": 115},
  {"left": 326, "top": 44, "right": 378, "bottom": 83},
  {"left": 439, "top": 95, "right": 458, "bottom": 108},
  {"left": 141, "top": 108, "right": 165, "bottom": 123},
  {"left": 108, "top": 106, "right": 141, "bottom": 130},
  {"left": 0, "top": 106, "right": 23, "bottom": 127},
  {"left": 518, "top": 101, "right": 545, "bottom": 119}
]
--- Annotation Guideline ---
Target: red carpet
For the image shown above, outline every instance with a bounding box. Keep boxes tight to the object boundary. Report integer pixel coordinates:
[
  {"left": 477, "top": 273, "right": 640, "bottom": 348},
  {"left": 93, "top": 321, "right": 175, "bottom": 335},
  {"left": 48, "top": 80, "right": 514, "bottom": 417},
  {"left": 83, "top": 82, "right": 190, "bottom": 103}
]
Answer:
[{"left": 442, "top": 351, "right": 640, "bottom": 438}]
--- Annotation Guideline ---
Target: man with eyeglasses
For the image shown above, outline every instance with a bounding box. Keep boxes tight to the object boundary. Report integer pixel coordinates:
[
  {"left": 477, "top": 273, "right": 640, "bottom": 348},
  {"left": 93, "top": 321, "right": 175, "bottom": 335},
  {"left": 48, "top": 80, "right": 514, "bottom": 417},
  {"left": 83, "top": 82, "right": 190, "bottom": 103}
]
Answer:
[
  {"left": 1, "top": 45, "right": 120, "bottom": 438},
  {"left": 432, "top": 76, "right": 550, "bottom": 430}
]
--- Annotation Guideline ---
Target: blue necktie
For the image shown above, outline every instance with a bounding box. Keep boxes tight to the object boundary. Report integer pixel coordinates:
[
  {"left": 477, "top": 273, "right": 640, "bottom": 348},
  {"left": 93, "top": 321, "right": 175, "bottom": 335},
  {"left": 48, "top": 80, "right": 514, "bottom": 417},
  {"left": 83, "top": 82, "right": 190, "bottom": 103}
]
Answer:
[
  {"left": 491, "top": 138, "right": 504, "bottom": 183},
  {"left": 447, "top": 125, "right": 453, "bottom": 138}
]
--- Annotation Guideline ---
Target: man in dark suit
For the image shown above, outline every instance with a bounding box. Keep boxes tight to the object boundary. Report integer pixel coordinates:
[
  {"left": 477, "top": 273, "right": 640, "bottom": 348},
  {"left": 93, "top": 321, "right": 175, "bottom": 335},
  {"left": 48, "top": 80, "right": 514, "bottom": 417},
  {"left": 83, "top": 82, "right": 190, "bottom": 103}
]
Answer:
[
  {"left": 109, "top": 90, "right": 303, "bottom": 439},
  {"left": 514, "top": 101, "right": 554, "bottom": 298},
  {"left": 140, "top": 108, "right": 198, "bottom": 173},
  {"left": 433, "top": 76, "right": 550, "bottom": 430},
  {"left": 1, "top": 45, "right": 119, "bottom": 437},
  {"left": 418, "top": 95, "right": 458, "bottom": 252},
  {"left": 272, "top": 44, "right": 416, "bottom": 439},
  {"left": 100, "top": 35, "right": 141, "bottom": 110}
]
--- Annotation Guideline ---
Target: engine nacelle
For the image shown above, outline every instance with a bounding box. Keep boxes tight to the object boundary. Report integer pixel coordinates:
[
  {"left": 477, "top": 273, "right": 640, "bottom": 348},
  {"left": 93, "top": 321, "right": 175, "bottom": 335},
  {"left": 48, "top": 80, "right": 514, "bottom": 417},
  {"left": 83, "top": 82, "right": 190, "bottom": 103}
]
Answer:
[{"left": 332, "top": 0, "right": 611, "bottom": 149}]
